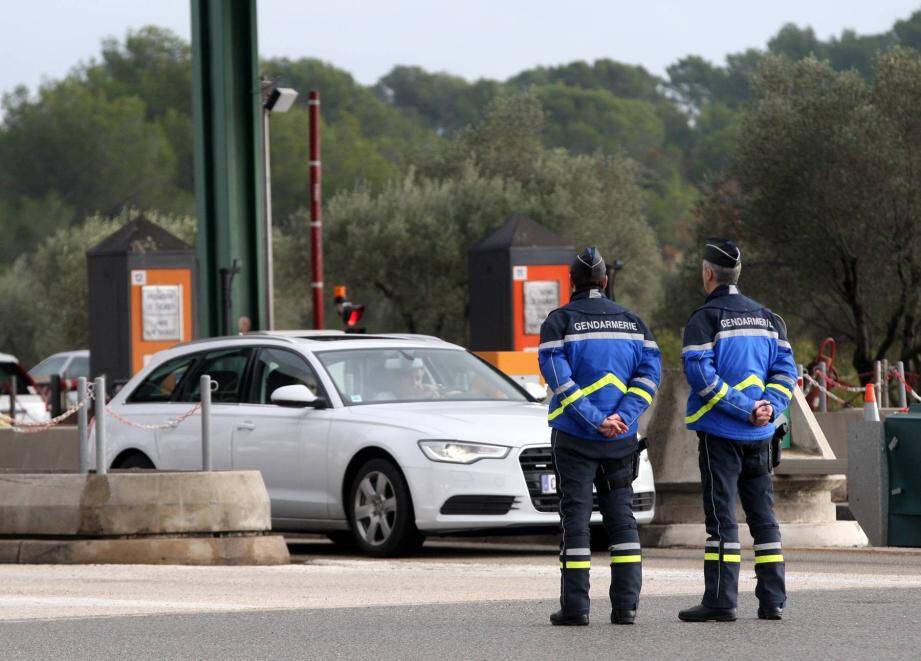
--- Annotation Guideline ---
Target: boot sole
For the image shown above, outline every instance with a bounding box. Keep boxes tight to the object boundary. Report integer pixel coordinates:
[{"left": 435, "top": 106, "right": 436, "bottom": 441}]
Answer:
[{"left": 678, "top": 614, "right": 737, "bottom": 622}]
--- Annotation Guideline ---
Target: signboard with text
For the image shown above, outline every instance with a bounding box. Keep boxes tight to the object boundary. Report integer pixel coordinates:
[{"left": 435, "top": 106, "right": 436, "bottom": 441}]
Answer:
[{"left": 142, "top": 285, "right": 183, "bottom": 341}]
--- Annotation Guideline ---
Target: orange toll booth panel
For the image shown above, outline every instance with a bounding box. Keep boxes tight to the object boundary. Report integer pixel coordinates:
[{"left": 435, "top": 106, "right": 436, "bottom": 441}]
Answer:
[
  {"left": 130, "top": 268, "right": 195, "bottom": 374},
  {"left": 511, "top": 264, "right": 570, "bottom": 351},
  {"left": 87, "top": 217, "right": 198, "bottom": 389}
]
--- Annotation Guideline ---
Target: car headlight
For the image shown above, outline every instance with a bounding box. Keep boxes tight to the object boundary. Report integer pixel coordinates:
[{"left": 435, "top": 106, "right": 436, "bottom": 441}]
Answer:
[{"left": 417, "top": 440, "right": 511, "bottom": 464}]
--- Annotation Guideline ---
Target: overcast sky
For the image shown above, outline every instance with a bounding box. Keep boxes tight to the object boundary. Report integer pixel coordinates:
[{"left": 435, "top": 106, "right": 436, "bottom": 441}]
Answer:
[{"left": 2, "top": 0, "right": 919, "bottom": 95}]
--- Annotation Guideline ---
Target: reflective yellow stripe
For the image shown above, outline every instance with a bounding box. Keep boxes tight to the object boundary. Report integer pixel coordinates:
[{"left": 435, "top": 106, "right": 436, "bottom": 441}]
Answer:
[
  {"left": 559, "top": 560, "right": 591, "bottom": 569},
  {"left": 685, "top": 382, "right": 729, "bottom": 424},
  {"left": 548, "top": 388, "right": 585, "bottom": 420},
  {"left": 734, "top": 374, "right": 766, "bottom": 391},
  {"left": 766, "top": 383, "right": 793, "bottom": 399},
  {"left": 704, "top": 552, "right": 741, "bottom": 562},
  {"left": 610, "top": 555, "right": 642, "bottom": 564},
  {"left": 754, "top": 554, "right": 784, "bottom": 564},
  {"left": 547, "top": 373, "right": 627, "bottom": 421},
  {"left": 626, "top": 386, "right": 653, "bottom": 404}
]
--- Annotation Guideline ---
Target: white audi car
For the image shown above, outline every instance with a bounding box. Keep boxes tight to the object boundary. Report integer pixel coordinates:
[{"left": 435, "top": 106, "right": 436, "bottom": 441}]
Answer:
[{"left": 97, "top": 332, "right": 655, "bottom": 556}]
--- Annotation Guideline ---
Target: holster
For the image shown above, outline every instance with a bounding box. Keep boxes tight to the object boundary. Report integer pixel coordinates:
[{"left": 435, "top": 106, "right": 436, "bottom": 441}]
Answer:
[
  {"left": 597, "top": 439, "right": 646, "bottom": 492},
  {"left": 770, "top": 421, "right": 787, "bottom": 471}
]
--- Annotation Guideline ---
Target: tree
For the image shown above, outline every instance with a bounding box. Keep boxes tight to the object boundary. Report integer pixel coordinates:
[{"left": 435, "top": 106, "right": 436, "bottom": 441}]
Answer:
[{"left": 710, "top": 52, "right": 921, "bottom": 377}]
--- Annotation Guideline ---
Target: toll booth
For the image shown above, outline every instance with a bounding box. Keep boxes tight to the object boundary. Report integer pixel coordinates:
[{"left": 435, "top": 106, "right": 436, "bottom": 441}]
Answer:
[
  {"left": 468, "top": 215, "right": 572, "bottom": 383},
  {"left": 87, "top": 217, "right": 197, "bottom": 387}
]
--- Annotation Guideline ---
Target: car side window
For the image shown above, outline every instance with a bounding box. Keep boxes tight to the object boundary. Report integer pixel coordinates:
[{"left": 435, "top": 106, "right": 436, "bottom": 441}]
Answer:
[
  {"left": 181, "top": 348, "right": 252, "bottom": 404},
  {"left": 129, "top": 355, "right": 198, "bottom": 403},
  {"left": 67, "top": 356, "right": 90, "bottom": 379},
  {"left": 248, "top": 348, "right": 323, "bottom": 405}
]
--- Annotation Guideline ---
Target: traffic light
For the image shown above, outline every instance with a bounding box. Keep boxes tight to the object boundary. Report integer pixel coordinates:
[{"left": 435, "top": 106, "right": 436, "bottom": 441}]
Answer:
[{"left": 333, "top": 285, "right": 366, "bottom": 332}]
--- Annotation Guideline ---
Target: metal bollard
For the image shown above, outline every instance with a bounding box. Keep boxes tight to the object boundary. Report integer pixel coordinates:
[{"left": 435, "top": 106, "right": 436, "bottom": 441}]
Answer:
[
  {"left": 874, "top": 361, "right": 882, "bottom": 408},
  {"left": 817, "top": 362, "right": 828, "bottom": 412},
  {"left": 881, "top": 358, "right": 890, "bottom": 409},
  {"left": 897, "top": 361, "right": 908, "bottom": 409},
  {"left": 77, "top": 377, "right": 89, "bottom": 473},
  {"left": 200, "top": 374, "right": 212, "bottom": 471},
  {"left": 94, "top": 376, "right": 107, "bottom": 475},
  {"left": 50, "top": 374, "right": 63, "bottom": 418},
  {"left": 8, "top": 375, "right": 16, "bottom": 420}
]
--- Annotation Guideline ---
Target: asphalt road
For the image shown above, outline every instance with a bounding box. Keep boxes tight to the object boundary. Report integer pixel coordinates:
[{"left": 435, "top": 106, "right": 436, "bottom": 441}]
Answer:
[{"left": 1, "top": 541, "right": 920, "bottom": 660}]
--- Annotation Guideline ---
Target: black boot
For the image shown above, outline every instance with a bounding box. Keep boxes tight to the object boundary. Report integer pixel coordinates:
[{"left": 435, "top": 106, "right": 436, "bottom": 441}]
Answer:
[
  {"left": 678, "top": 604, "right": 737, "bottom": 622},
  {"left": 610, "top": 609, "right": 636, "bottom": 625},
  {"left": 550, "top": 610, "right": 589, "bottom": 626},
  {"left": 758, "top": 606, "right": 783, "bottom": 620}
]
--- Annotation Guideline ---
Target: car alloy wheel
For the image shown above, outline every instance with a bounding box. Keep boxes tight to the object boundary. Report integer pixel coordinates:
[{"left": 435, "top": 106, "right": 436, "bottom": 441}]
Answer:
[{"left": 353, "top": 470, "right": 397, "bottom": 546}]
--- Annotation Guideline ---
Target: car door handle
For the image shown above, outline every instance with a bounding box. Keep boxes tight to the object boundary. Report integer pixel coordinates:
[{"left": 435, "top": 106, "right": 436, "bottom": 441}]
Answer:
[{"left": 236, "top": 421, "right": 256, "bottom": 430}]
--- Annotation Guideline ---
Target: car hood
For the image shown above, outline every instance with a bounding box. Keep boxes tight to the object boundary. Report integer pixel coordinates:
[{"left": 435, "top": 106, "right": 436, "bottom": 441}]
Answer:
[{"left": 340, "top": 400, "right": 552, "bottom": 448}]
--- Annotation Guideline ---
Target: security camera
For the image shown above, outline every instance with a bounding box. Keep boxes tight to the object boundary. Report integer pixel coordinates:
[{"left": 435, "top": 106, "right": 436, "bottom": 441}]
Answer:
[{"left": 264, "top": 87, "right": 298, "bottom": 113}]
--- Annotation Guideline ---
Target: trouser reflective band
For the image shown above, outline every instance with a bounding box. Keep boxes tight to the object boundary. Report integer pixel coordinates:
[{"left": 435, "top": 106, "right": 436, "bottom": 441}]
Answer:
[
  {"left": 560, "top": 561, "right": 591, "bottom": 569},
  {"left": 610, "top": 541, "right": 641, "bottom": 564},
  {"left": 704, "top": 553, "right": 741, "bottom": 562},
  {"left": 705, "top": 540, "right": 741, "bottom": 563},
  {"left": 560, "top": 547, "right": 591, "bottom": 569},
  {"left": 754, "top": 554, "right": 784, "bottom": 564},
  {"left": 754, "top": 542, "right": 783, "bottom": 564}
]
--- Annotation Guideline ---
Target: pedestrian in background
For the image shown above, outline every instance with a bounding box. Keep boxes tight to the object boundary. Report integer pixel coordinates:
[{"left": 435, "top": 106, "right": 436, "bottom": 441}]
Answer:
[
  {"left": 678, "top": 238, "right": 797, "bottom": 622},
  {"left": 538, "top": 247, "right": 661, "bottom": 626}
]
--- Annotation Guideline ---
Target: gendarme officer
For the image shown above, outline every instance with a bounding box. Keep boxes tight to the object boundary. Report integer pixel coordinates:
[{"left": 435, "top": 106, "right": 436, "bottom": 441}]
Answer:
[
  {"left": 538, "top": 247, "right": 661, "bottom": 626},
  {"left": 678, "top": 239, "right": 797, "bottom": 622}
]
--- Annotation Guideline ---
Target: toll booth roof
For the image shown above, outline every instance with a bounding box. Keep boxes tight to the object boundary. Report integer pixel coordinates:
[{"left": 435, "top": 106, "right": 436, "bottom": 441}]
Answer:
[
  {"left": 470, "top": 214, "right": 570, "bottom": 252},
  {"left": 87, "top": 217, "right": 191, "bottom": 257}
]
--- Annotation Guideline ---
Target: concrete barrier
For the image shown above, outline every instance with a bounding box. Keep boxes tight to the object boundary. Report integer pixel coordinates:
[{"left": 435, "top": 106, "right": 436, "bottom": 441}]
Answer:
[
  {"left": 0, "top": 470, "right": 289, "bottom": 565},
  {"left": 0, "top": 427, "right": 79, "bottom": 471}
]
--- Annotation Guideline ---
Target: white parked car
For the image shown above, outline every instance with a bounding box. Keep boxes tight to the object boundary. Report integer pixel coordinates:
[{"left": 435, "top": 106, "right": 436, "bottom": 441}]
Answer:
[
  {"left": 0, "top": 353, "right": 49, "bottom": 423},
  {"left": 97, "top": 332, "right": 656, "bottom": 556}
]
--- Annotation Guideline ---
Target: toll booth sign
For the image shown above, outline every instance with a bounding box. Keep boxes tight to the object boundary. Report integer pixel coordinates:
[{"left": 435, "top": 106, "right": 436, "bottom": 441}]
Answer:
[
  {"left": 523, "top": 281, "right": 559, "bottom": 335},
  {"left": 142, "top": 285, "right": 183, "bottom": 341}
]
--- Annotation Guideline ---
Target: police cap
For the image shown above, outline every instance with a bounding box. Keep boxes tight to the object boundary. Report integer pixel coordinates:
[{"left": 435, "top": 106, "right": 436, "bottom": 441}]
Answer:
[
  {"left": 703, "top": 238, "right": 741, "bottom": 268},
  {"left": 570, "top": 247, "right": 606, "bottom": 288}
]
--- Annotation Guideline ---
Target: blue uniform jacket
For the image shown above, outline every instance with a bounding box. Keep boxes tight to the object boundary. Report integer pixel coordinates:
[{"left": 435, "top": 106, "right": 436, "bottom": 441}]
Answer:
[
  {"left": 538, "top": 288, "right": 661, "bottom": 446},
  {"left": 682, "top": 284, "right": 798, "bottom": 441}
]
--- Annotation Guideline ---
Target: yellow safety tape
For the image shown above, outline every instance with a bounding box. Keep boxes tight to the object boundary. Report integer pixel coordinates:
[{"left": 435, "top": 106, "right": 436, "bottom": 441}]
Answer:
[
  {"left": 610, "top": 555, "right": 642, "bottom": 564},
  {"left": 704, "top": 552, "right": 741, "bottom": 562},
  {"left": 754, "top": 554, "right": 784, "bottom": 564},
  {"left": 559, "top": 561, "right": 591, "bottom": 569}
]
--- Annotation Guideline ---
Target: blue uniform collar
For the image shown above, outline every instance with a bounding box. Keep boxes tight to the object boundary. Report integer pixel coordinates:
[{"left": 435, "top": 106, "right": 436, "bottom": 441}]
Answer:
[
  {"left": 571, "top": 287, "right": 607, "bottom": 302},
  {"left": 706, "top": 284, "right": 740, "bottom": 302}
]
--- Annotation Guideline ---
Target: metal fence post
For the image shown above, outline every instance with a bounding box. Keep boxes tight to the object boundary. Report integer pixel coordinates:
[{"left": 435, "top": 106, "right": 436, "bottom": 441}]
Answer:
[
  {"left": 874, "top": 361, "right": 882, "bottom": 407},
  {"left": 8, "top": 375, "right": 16, "bottom": 420},
  {"left": 881, "top": 358, "right": 890, "bottom": 409},
  {"left": 797, "top": 364, "right": 805, "bottom": 390},
  {"left": 77, "top": 377, "right": 89, "bottom": 473},
  {"left": 897, "top": 361, "right": 908, "bottom": 409},
  {"left": 201, "top": 374, "right": 212, "bottom": 471},
  {"left": 50, "top": 374, "right": 63, "bottom": 418},
  {"left": 817, "top": 362, "right": 828, "bottom": 412},
  {"left": 94, "top": 376, "right": 107, "bottom": 475}
]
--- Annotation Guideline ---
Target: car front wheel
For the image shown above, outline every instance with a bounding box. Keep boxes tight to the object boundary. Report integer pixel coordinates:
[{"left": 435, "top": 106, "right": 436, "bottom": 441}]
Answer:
[{"left": 347, "top": 458, "right": 424, "bottom": 557}]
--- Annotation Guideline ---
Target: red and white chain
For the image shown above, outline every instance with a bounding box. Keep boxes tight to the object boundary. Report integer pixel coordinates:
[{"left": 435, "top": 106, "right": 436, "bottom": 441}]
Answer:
[{"left": 104, "top": 402, "right": 203, "bottom": 430}]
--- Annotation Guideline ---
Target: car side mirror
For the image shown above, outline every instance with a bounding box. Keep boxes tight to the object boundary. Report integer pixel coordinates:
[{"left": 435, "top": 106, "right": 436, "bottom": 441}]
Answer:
[
  {"left": 270, "top": 384, "right": 325, "bottom": 408},
  {"left": 523, "top": 382, "right": 549, "bottom": 401}
]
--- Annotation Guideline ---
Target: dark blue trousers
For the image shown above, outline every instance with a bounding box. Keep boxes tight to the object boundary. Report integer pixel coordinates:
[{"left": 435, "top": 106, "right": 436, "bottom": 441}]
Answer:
[
  {"left": 551, "top": 429, "right": 642, "bottom": 615},
  {"left": 698, "top": 432, "right": 786, "bottom": 609}
]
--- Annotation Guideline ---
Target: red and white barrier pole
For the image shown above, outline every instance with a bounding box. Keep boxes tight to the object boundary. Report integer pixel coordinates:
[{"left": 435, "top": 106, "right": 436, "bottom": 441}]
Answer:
[{"left": 309, "top": 90, "right": 325, "bottom": 330}]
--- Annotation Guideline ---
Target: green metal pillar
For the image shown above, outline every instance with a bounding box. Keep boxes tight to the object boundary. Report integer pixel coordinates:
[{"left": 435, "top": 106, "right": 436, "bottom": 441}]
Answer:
[{"left": 191, "top": 0, "right": 265, "bottom": 336}]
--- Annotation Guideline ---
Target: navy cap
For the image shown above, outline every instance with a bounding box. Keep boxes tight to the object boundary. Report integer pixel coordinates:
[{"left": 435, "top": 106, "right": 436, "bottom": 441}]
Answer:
[
  {"left": 570, "top": 247, "right": 606, "bottom": 287},
  {"left": 703, "top": 238, "right": 741, "bottom": 268}
]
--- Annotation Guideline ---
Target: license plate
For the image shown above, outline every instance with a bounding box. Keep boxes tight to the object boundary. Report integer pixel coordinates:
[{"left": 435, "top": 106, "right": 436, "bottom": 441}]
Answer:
[{"left": 540, "top": 473, "right": 557, "bottom": 494}]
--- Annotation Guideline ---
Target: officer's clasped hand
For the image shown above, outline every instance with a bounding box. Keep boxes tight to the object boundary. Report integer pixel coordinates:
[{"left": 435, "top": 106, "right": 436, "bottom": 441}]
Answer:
[
  {"left": 599, "top": 414, "right": 628, "bottom": 438},
  {"left": 749, "top": 400, "right": 773, "bottom": 427}
]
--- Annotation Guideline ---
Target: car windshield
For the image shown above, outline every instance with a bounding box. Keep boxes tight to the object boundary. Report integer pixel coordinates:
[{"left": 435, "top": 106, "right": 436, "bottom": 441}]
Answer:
[
  {"left": 315, "top": 348, "right": 527, "bottom": 405},
  {"left": 29, "top": 355, "right": 68, "bottom": 378}
]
